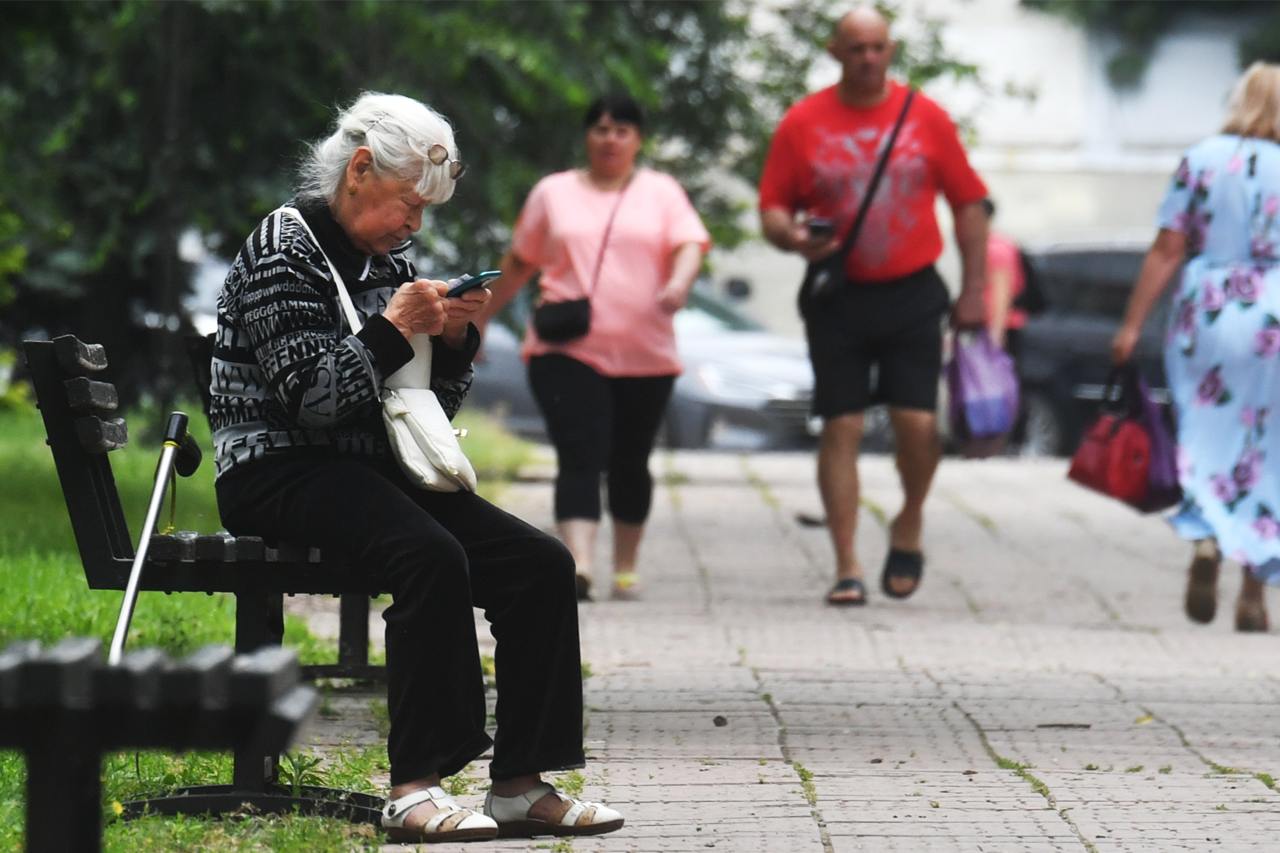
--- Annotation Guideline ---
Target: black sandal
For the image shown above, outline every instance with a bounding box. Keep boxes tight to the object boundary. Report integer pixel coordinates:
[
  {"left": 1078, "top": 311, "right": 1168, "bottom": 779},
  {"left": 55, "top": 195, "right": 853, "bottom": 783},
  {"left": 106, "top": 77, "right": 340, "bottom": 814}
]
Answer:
[
  {"left": 826, "top": 576, "right": 867, "bottom": 606},
  {"left": 881, "top": 548, "right": 924, "bottom": 599}
]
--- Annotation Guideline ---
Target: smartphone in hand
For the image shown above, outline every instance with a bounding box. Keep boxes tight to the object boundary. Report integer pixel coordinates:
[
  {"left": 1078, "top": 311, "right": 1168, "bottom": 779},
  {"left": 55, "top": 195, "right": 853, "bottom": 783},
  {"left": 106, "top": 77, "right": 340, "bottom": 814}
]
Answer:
[
  {"left": 445, "top": 269, "right": 502, "bottom": 298},
  {"left": 806, "top": 217, "right": 835, "bottom": 240}
]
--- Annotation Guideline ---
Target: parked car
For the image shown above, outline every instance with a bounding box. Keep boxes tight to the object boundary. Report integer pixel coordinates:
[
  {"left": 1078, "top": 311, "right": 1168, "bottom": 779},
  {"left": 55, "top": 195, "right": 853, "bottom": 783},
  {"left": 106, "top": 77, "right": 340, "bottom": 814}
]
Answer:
[
  {"left": 1015, "top": 243, "right": 1174, "bottom": 456},
  {"left": 470, "top": 287, "right": 817, "bottom": 450}
]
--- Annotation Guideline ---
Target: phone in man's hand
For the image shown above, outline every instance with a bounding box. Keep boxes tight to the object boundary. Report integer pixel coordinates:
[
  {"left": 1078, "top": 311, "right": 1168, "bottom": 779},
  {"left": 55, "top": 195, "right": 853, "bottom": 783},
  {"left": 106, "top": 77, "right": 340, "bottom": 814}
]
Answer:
[
  {"left": 806, "top": 217, "right": 835, "bottom": 240},
  {"left": 445, "top": 269, "right": 502, "bottom": 298}
]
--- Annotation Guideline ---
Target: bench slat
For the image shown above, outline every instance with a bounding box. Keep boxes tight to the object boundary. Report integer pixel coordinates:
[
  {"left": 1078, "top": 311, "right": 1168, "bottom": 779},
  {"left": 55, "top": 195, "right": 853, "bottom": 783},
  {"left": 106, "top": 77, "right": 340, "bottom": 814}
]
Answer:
[
  {"left": 52, "top": 334, "right": 108, "bottom": 374},
  {"left": 196, "top": 533, "right": 237, "bottom": 562},
  {"left": 150, "top": 531, "right": 197, "bottom": 562},
  {"left": 231, "top": 647, "right": 302, "bottom": 707},
  {"left": 160, "top": 645, "right": 234, "bottom": 710},
  {"left": 74, "top": 415, "right": 128, "bottom": 453},
  {"left": 63, "top": 377, "right": 119, "bottom": 413},
  {"left": 92, "top": 647, "right": 168, "bottom": 709},
  {"left": 22, "top": 637, "right": 100, "bottom": 710},
  {"left": 0, "top": 641, "right": 42, "bottom": 710}
]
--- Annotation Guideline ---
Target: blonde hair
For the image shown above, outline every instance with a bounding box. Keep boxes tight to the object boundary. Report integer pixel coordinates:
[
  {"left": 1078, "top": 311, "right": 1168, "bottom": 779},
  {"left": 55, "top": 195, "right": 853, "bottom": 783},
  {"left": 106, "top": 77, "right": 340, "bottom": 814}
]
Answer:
[
  {"left": 298, "top": 92, "right": 459, "bottom": 204},
  {"left": 1222, "top": 62, "right": 1280, "bottom": 143}
]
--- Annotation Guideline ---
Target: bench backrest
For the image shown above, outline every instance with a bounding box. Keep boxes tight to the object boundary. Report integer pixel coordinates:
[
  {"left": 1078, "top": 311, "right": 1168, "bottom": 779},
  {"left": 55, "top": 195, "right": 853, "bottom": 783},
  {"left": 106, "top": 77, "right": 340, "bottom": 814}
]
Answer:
[{"left": 23, "top": 336, "right": 134, "bottom": 584}]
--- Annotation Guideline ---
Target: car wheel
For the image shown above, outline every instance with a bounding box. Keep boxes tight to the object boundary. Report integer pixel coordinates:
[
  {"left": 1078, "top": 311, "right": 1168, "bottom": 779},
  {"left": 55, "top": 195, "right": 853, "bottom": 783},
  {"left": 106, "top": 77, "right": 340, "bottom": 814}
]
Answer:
[{"left": 1020, "top": 391, "right": 1065, "bottom": 457}]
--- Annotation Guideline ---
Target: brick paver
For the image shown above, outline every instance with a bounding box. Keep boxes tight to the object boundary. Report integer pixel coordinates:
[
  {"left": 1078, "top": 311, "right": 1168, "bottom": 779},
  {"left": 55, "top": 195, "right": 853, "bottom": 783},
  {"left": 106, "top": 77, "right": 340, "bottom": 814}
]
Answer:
[{"left": 298, "top": 450, "right": 1280, "bottom": 851}]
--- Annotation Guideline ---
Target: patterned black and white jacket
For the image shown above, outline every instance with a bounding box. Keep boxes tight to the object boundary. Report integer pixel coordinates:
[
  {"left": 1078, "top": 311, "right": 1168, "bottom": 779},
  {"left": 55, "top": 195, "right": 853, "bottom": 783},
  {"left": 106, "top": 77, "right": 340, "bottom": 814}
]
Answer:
[{"left": 209, "top": 198, "right": 478, "bottom": 480}]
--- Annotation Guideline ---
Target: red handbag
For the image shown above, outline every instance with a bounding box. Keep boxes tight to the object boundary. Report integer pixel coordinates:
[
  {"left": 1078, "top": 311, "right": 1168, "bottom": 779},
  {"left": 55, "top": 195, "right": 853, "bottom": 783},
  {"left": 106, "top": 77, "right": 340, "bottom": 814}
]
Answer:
[{"left": 1068, "top": 412, "right": 1152, "bottom": 507}]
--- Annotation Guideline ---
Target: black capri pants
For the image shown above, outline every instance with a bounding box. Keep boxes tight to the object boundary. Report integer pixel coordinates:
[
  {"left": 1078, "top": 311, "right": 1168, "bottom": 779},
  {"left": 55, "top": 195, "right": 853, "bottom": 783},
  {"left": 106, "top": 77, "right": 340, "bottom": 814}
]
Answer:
[
  {"left": 217, "top": 455, "right": 586, "bottom": 785},
  {"left": 528, "top": 354, "right": 676, "bottom": 524}
]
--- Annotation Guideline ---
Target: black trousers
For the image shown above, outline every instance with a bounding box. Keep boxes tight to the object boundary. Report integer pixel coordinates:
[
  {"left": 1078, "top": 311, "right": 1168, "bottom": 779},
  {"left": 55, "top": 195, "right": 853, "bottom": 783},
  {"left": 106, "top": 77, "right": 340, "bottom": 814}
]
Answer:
[
  {"left": 217, "top": 455, "right": 586, "bottom": 784},
  {"left": 528, "top": 354, "right": 675, "bottom": 524}
]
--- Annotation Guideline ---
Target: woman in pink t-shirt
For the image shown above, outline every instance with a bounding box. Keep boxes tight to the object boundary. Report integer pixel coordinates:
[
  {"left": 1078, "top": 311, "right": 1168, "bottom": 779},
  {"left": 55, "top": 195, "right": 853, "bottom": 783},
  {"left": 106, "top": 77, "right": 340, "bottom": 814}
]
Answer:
[{"left": 484, "top": 94, "right": 710, "bottom": 602}]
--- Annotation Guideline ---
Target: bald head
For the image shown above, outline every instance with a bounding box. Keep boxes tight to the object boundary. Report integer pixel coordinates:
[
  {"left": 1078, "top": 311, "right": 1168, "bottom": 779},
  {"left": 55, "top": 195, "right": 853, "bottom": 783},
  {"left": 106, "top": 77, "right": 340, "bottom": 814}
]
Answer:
[
  {"left": 829, "top": 6, "right": 895, "bottom": 103},
  {"left": 833, "top": 6, "right": 891, "bottom": 43}
]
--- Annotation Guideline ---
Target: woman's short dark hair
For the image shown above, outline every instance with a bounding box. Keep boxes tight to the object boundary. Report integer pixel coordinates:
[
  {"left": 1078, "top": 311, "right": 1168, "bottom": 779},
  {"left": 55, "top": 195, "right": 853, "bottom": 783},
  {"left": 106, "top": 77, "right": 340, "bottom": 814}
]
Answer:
[{"left": 583, "top": 94, "right": 645, "bottom": 132}]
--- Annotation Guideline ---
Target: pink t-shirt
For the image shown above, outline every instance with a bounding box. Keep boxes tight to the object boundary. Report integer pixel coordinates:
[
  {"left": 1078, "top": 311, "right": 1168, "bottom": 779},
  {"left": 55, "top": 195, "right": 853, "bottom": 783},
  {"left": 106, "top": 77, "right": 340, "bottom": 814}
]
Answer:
[
  {"left": 512, "top": 167, "right": 711, "bottom": 377},
  {"left": 984, "top": 232, "right": 1027, "bottom": 330}
]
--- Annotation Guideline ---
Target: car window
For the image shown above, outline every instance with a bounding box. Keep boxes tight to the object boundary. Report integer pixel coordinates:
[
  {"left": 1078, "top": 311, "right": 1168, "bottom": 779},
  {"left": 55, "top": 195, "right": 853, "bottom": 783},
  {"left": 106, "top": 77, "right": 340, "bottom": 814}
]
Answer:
[
  {"left": 675, "top": 291, "right": 763, "bottom": 335},
  {"left": 1030, "top": 250, "right": 1156, "bottom": 321}
]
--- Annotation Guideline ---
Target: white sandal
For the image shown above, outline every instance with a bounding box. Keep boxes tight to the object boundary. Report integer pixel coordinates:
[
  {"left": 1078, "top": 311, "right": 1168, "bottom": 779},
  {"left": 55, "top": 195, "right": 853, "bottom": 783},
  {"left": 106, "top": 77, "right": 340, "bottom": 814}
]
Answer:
[
  {"left": 382, "top": 785, "right": 498, "bottom": 844},
  {"left": 485, "top": 780, "right": 624, "bottom": 838}
]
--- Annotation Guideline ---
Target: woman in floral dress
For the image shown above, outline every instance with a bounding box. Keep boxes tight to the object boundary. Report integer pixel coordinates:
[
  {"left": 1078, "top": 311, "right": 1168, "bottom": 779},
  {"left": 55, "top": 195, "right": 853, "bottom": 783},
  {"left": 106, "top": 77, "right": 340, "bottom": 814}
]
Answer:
[{"left": 1113, "top": 62, "right": 1280, "bottom": 632}]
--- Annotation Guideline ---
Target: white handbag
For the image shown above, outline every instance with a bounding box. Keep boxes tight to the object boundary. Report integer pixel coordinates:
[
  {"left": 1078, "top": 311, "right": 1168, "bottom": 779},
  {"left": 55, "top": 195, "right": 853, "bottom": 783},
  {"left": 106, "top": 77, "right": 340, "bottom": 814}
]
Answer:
[{"left": 276, "top": 207, "right": 478, "bottom": 493}]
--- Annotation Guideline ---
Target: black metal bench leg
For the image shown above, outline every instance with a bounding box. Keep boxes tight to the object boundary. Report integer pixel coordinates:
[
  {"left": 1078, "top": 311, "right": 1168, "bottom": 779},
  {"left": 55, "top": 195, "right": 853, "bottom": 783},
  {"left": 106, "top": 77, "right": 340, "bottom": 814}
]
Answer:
[
  {"left": 26, "top": 727, "right": 101, "bottom": 853},
  {"left": 338, "top": 594, "right": 369, "bottom": 668},
  {"left": 233, "top": 591, "right": 284, "bottom": 790},
  {"left": 234, "top": 591, "right": 284, "bottom": 655}
]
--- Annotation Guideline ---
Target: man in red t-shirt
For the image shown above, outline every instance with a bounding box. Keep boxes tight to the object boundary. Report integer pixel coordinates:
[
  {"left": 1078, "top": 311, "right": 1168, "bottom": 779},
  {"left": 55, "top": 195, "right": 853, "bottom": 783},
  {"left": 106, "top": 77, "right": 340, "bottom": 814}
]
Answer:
[{"left": 758, "top": 7, "right": 988, "bottom": 607}]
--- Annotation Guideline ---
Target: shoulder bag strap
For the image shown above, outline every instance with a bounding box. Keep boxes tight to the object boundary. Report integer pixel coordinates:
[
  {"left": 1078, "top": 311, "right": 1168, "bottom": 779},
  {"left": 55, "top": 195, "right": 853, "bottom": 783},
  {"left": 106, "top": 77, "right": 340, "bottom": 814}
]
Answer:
[
  {"left": 584, "top": 171, "right": 634, "bottom": 298},
  {"left": 831, "top": 88, "right": 916, "bottom": 263},
  {"left": 276, "top": 205, "right": 363, "bottom": 334}
]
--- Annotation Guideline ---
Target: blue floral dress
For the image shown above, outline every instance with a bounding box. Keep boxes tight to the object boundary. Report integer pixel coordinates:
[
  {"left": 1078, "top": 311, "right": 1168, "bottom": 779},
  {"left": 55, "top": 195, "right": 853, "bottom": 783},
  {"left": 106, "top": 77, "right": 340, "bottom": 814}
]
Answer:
[{"left": 1161, "top": 133, "right": 1280, "bottom": 581}]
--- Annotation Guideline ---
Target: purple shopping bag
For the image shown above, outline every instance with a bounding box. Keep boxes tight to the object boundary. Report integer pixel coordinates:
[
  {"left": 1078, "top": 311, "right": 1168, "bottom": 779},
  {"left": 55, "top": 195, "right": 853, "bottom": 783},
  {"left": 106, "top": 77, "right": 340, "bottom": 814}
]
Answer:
[
  {"left": 947, "top": 332, "right": 1020, "bottom": 453},
  {"left": 1132, "top": 369, "right": 1181, "bottom": 512}
]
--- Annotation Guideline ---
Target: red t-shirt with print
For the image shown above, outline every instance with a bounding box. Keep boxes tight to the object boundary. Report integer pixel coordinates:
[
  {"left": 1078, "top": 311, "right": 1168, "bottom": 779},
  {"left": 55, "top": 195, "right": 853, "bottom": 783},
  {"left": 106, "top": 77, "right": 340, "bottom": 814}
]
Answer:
[{"left": 759, "top": 81, "right": 987, "bottom": 283}]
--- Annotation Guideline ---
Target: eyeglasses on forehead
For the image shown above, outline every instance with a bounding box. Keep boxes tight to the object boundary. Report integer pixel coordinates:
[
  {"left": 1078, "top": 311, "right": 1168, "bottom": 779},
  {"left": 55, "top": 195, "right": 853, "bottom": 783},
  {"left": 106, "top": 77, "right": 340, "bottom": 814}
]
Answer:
[
  {"left": 363, "top": 115, "right": 465, "bottom": 180},
  {"left": 426, "top": 143, "right": 466, "bottom": 180}
]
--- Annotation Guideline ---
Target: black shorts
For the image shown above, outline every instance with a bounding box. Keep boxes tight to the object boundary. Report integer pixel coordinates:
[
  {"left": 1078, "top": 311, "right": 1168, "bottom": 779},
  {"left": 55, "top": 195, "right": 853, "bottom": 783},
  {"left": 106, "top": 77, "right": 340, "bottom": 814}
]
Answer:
[{"left": 802, "top": 265, "right": 951, "bottom": 417}]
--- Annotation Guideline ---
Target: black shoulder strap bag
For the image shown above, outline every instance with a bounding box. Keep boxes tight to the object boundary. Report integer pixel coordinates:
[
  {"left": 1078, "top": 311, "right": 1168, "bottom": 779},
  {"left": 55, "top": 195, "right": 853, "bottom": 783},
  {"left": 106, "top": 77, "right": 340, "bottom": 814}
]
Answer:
[
  {"left": 532, "top": 173, "right": 632, "bottom": 343},
  {"left": 801, "top": 88, "right": 915, "bottom": 307}
]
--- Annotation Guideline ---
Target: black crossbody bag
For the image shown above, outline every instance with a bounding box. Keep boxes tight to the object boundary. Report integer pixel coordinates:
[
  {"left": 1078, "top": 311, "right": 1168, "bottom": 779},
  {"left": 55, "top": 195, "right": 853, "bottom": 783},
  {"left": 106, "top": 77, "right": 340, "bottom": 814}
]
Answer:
[
  {"left": 800, "top": 89, "right": 915, "bottom": 305},
  {"left": 533, "top": 173, "right": 632, "bottom": 343}
]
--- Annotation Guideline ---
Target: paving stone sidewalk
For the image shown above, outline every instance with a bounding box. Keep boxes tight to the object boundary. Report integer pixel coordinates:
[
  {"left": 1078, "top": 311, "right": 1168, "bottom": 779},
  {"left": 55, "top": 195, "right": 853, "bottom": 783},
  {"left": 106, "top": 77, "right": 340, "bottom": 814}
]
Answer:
[{"left": 300, "top": 450, "right": 1280, "bottom": 852}]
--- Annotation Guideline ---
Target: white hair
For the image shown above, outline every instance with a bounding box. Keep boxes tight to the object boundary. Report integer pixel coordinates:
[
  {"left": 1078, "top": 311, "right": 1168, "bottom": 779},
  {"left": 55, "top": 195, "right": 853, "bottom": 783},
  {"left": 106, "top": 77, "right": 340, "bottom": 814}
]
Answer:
[{"left": 298, "top": 92, "right": 460, "bottom": 204}]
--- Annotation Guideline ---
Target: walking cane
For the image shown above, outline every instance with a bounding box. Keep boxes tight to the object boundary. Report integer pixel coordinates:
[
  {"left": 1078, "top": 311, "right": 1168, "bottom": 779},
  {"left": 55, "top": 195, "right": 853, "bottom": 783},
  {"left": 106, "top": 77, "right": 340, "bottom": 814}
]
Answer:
[{"left": 107, "top": 411, "right": 203, "bottom": 666}]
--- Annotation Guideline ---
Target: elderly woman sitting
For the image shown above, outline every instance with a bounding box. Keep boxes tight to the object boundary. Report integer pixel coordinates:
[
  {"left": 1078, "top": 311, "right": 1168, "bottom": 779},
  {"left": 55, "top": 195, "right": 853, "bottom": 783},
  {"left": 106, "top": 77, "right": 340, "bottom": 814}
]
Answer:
[{"left": 209, "top": 92, "right": 623, "bottom": 843}]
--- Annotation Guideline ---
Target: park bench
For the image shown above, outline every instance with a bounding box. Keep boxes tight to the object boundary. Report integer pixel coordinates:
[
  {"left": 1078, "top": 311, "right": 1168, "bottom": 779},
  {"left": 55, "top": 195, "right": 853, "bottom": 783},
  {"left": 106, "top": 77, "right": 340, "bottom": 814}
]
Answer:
[
  {"left": 0, "top": 637, "right": 348, "bottom": 852},
  {"left": 21, "top": 335, "right": 389, "bottom": 823},
  {"left": 183, "top": 332, "right": 380, "bottom": 682}
]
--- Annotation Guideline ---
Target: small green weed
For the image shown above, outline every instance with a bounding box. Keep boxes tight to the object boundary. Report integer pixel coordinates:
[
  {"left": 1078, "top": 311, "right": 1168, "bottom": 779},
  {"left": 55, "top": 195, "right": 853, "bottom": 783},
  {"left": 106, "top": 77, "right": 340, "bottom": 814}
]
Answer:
[
  {"left": 556, "top": 769, "right": 586, "bottom": 797},
  {"left": 443, "top": 765, "right": 480, "bottom": 797},
  {"left": 279, "top": 751, "right": 326, "bottom": 797},
  {"left": 791, "top": 761, "right": 817, "bottom": 806}
]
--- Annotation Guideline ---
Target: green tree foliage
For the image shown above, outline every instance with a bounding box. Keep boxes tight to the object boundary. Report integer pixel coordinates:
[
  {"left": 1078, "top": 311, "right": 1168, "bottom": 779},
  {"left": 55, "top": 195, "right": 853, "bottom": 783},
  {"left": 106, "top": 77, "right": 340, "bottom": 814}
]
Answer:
[
  {"left": 1, "top": 0, "right": 983, "bottom": 397},
  {"left": 1025, "top": 0, "right": 1280, "bottom": 88}
]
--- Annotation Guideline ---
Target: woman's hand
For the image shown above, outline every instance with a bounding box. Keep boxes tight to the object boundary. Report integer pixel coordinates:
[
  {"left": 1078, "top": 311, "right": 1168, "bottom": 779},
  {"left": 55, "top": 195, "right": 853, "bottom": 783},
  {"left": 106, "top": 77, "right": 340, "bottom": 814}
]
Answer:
[
  {"left": 657, "top": 281, "right": 690, "bottom": 314},
  {"left": 384, "top": 279, "right": 448, "bottom": 339},
  {"left": 441, "top": 286, "right": 492, "bottom": 348},
  {"left": 658, "top": 241, "right": 706, "bottom": 314},
  {"left": 1111, "top": 323, "right": 1141, "bottom": 365}
]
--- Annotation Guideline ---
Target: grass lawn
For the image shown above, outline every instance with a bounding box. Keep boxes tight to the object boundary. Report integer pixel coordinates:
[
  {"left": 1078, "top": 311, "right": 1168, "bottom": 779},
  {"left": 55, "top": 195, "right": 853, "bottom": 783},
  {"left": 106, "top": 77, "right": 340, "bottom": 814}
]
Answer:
[{"left": 0, "top": 399, "right": 532, "bottom": 850}]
